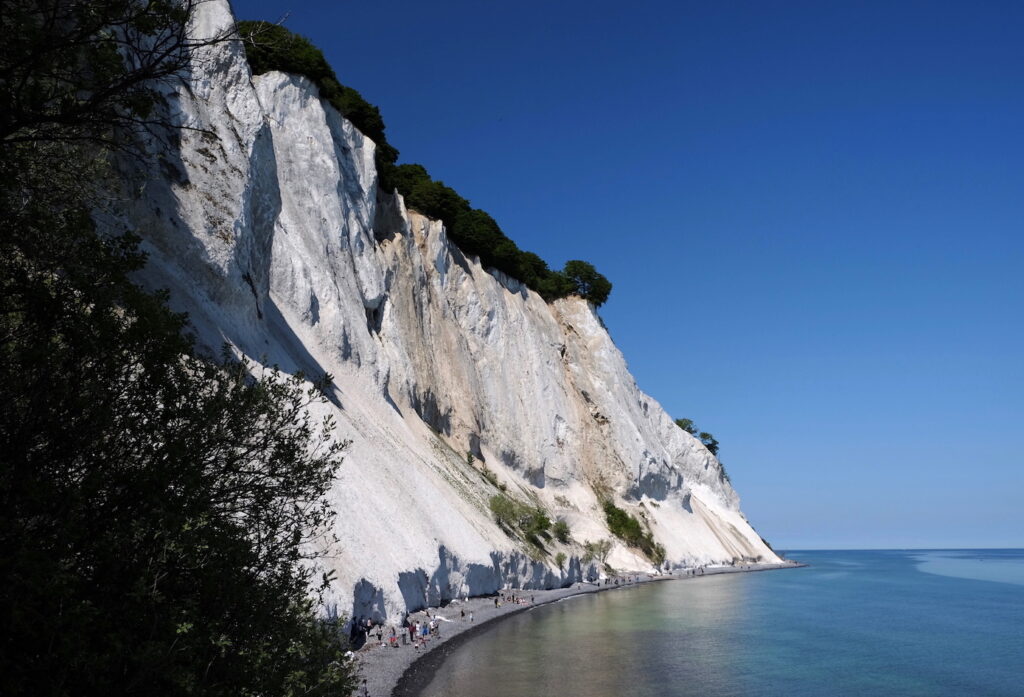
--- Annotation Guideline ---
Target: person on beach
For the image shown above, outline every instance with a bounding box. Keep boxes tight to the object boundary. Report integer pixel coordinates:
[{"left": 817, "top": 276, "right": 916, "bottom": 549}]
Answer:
[
  {"left": 494, "top": 597, "right": 499, "bottom": 608},
  {"left": 461, "top": 608, "right": 465, "bottom": 619},
  {"left": 469, "top": 610, "right": 474, "bottom": 622}
]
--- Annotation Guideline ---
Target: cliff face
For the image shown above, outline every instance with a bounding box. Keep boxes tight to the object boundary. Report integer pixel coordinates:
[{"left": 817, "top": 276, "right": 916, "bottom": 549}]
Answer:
[{"left": 115, "top": 1, "right": 779, "bottom": 624}]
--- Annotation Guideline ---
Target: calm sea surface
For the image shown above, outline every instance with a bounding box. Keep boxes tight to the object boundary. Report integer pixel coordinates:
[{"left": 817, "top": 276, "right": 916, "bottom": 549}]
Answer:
[{"left": 418, "top": 550, "right": 1024, "bottom": 697}]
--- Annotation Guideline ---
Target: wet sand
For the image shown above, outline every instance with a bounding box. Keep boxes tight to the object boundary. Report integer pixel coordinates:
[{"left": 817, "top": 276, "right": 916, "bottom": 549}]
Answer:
[{"left": 354, "top": 561, "right": 803, "bottom": 697}]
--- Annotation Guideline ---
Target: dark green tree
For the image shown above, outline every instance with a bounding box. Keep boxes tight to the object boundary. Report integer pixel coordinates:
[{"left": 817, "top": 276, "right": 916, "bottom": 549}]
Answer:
[
  {"left": 1, "top": 3, "right": 358, "bottom": 695},
  {"left": 0, "top": 0, "right": 233, "bottom": 148},
  {"left": 675, "top": 418, "right": 720, "bottom": 456},
  {"left": 698, "top": 431, "right": 720, "bottom": 456},
  {"left": 553, "top": 519, "right": 571, "bottom": 544},
  {"left": 563, "top": 259, "right": 613, "bottom": 306}
]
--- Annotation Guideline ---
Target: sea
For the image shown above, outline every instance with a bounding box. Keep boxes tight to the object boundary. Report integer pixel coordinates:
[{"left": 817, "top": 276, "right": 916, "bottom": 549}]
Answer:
[{"left": 417, "top": 549, "right": 1024, "bottom": 697}]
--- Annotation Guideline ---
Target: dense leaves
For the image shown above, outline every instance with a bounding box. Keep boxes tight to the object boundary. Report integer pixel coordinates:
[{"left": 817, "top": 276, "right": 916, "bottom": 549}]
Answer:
[
  {"left": 674, "top": 418, "right": 720, "bottom": 456},
  {"left": 489, "top": 494, "right": 552, "bottom": 549},
  {"left": 0, "top": 3, "right": 358, "bottom": 696},
  {"left": 0, "top": 0, "right": 225, "bottom": 149},
  {"left": 603, "top": 502, "right": 665, "bottom": 565},
  {"left": 235, "top": 22, "right": 613, "bottom": 307}
]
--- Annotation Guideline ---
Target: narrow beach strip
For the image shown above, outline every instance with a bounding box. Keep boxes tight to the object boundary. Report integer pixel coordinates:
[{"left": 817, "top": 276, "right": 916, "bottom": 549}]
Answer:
[{"left": 355, "top": 561, "right": 803, "bottom": 697}]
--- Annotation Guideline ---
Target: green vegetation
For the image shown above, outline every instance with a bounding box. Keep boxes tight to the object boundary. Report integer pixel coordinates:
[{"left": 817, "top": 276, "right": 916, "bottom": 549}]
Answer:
[
  {"left": 553, "top": 519, "right": 571, "bottom": 544},
  {"left": 489, "top": 494, "right": 552, "bottom": 549},
  {"left": 582, "top": 539, "right": 613, "bottom": 565},
  {"left": 1, "top": 3, "right": 358, "bottom": 695},
  {"left": 480, "top": 464, "right": 506, "bottom": 492},
  {"left": 602, "top": 502, "right": 666, "bottom": 565},
  {"left": 555, "top": 552, "right": 567, "bottom": 572},
  {"left": 235, "top": 22, "right": 613, "bottom": 307},
  {"left": 674, "top": 417, "right": 720, "bottom": 456}
]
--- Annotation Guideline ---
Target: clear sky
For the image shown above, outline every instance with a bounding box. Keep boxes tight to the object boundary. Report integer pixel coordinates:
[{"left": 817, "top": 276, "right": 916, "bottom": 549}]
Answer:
[{"left": 228, "top": 0, "right": 1023, "bottom": 549}]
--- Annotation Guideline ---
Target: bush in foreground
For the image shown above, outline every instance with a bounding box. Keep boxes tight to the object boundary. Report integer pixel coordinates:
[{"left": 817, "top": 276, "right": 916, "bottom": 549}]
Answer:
[{"left": 1, "top": 3, "right": 359, "bottom": 695}]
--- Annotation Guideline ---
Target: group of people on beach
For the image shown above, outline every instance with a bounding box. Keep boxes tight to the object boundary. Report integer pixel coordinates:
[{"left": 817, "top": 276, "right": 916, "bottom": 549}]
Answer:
[{"left": 495, "top": 591, "right": 534, "bottom": 607}]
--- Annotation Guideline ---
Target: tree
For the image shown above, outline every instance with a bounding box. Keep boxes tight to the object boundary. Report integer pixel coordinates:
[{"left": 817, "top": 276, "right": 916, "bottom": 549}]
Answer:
[
  {"left": 675, "top": 418, "right": 720, "bottom": 456},
  {"left": 555, "top": 552, "right": 567, "bottom": 574},
  {"left": 583, "top": 539, "right": 613, "bottom": 566},
  {"left": 562, "top": 259, "right": 613, "bottom": 307},
  {"left": 1, "top": 3, "right": 358, "bottom": 695},
  {"left": 698, "top": 431, "right": 720, "bottom": 456},
  {"left": 0, "top": 0, "right": 232, "bottom": 149},
  {"left": 553, "top": 519, "right": 571, "bottom": 544}
]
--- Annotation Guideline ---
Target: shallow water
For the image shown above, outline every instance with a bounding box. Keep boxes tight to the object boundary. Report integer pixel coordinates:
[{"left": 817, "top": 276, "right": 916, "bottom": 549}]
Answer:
[{"left": 417, "top": 550, "right": 1024, "bottom": 697}]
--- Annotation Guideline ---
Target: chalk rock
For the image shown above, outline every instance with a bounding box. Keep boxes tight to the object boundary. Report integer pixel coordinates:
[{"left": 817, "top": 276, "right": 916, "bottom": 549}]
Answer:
[{"left": 113, "top": 0, "right": 780, "bottom": 626}]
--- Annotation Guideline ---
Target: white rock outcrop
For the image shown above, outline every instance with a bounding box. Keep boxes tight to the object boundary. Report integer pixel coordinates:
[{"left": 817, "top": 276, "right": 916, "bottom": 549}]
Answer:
[{"left": 114, "top": 1, "right": 780, "bottom": 625}]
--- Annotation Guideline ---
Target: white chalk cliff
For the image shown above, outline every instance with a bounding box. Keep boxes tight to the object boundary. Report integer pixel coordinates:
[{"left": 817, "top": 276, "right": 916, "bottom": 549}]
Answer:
[{"left": 114, "top": 2, "right": 780, "bottom": 625}]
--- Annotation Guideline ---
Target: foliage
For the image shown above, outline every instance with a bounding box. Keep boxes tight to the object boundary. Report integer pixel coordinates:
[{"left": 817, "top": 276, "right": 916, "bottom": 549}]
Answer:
[
  {"left": 553, "top": 519, "right": 571, "bottom": 544},
  {"left": 0, "top": 3, "right": 358, "bottom": 695},
  {"left": 674, "top": 418, "right": 720, "bottom": 456},
  {"left": 562, "top": 260, "right": 613, "bottom": 307},
  {"left": 234, "top": 23, "right": 612, "bottom": 307},
  {"left": 582, "top": 539, "right": 613, "bottom": 565},
  {"left": 0, "top": 0, "right": 229, "bottom": 149},
  {"left": 489, "top": 495, "right": 552, "bottom": 547},
  {"left": 481, "top": 465, "right": 505, "bottom": 491},
  {"left": 698, "top": 431, "right": 720, "bottom": 456},
  {"left": 602, "top": 502, "right": 664, "bottom": 564},
  {"left": 236, "top": 21, "right": 399, "bottom": 168},
  {"left": 555, "top": 552, "right": 567, "bottom": 571}
]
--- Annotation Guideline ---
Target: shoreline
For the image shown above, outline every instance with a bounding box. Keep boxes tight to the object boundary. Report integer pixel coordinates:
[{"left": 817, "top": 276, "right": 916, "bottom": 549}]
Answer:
[{"left": 355, "top": 561, "right": 805, "bottom": 697}]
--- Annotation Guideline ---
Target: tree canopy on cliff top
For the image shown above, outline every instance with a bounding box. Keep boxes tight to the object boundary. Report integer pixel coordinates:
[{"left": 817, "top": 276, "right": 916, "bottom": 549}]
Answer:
[{"left": 236, "top": 20, "right": 613, "bottom": 307}]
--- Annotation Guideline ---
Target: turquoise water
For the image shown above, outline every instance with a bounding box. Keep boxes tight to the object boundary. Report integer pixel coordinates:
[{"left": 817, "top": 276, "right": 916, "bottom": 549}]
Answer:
[{"left": 418, "top": 550, "right": 1024, "bottom": 696}]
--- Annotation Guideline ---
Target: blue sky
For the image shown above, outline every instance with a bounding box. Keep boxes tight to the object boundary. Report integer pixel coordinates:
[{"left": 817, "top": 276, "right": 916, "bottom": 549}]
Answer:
[{"left": 229, "top": 0, "right": 1023, "bottom": 549}]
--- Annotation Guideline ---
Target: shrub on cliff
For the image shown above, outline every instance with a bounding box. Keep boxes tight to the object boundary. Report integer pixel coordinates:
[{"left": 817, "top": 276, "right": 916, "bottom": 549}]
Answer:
[
  {"left": 674, "top": 418, "right": 720, "bottom": 456},
  {"left": 490, "top": 495, "right": 552, "bottom": 548},
  {"left": 563, "top": 260, "right": 613, "bottom": 307},
  {"left": 553, "top": 519, "right": 571, "bottom": 544},
  {"left": 603, "top": 501, "right": 664, "bottom": 564}
]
